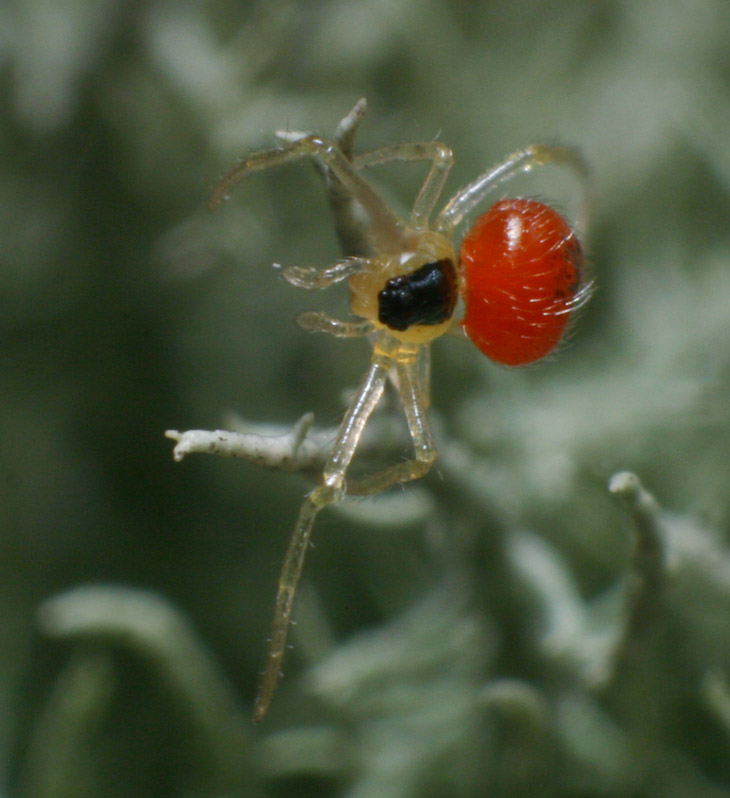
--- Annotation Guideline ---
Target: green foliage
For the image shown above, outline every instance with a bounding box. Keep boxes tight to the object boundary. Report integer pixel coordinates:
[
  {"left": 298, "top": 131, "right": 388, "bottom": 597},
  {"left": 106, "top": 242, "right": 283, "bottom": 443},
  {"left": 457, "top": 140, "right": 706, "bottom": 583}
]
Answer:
[{"left": 3, "top": 0, "right": 730, "bottom": 795}]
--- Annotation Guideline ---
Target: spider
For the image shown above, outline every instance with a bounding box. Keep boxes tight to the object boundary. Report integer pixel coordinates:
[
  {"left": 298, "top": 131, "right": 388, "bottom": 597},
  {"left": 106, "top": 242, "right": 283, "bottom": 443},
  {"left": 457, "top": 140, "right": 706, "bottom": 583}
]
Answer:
[{"left": 207, "top": 100, "right": 592, "bottom": 721}]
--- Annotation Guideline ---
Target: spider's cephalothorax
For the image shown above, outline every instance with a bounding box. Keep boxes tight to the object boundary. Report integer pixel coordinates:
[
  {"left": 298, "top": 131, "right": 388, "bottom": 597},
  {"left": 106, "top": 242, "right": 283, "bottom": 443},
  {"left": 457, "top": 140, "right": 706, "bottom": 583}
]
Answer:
[
  {"left": 348, "top": 229, "right": 459, "bottom": 342},
  {"left": 206, "top": 100, "right": 592, "bottom": 720}
]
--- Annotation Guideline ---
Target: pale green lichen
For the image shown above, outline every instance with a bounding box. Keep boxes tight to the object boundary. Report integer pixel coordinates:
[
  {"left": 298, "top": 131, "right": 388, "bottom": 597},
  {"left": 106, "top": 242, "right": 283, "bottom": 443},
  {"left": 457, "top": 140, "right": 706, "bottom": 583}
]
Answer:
[{"left": 4, "top": 0, "right": 730, "bottom": 795}]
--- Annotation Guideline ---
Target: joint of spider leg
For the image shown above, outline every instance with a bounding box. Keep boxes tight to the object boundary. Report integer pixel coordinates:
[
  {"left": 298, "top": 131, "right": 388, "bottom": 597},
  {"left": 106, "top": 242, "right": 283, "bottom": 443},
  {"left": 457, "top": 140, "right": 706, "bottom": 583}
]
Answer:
[
  {"left": 316, "top": 477, "right": 346, "bottom": 504},
  {"left": 298, "top": 134, "right": 337, "bottom": 159}
]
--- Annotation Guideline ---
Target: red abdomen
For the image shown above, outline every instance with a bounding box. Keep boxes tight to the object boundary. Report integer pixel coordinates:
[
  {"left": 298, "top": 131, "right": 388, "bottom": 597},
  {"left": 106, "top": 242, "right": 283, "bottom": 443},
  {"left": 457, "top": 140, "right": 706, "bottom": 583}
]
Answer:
[{"left": 460, "top": 198, "right": 585, "bottom": 367}]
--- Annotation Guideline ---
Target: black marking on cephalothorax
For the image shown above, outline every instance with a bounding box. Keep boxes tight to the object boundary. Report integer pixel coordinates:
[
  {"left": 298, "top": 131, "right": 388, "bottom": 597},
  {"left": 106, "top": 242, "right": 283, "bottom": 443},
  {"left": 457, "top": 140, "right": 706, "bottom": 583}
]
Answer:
[{"left": 378, "top": 259, "right": 458, "bottom": 332}]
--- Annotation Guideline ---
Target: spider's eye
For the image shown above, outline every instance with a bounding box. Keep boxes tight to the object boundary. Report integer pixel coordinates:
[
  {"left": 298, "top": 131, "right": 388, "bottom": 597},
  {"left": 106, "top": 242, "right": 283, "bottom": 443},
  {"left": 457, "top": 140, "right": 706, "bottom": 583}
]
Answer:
[
  {"left": 459, "top": 198, "right": 587, "bottom": 366},
  {"left": 378, "top": 259, "right": 458, "bottom": 332}
]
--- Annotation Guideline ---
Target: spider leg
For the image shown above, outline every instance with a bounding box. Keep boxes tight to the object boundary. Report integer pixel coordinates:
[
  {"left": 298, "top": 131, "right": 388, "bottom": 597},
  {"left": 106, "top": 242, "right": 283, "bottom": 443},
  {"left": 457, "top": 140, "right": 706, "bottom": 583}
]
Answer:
[
  {"left": 354, "top": 142, "right": 454, "bottom": 230},
  {"left": 295, "top": 312, "right": 373, "bottom": 338},
  {"left": 435, "top": 143, "right": 590, "bottom": 235},
  {"left": 280, "top": 255, "right": 374, "bottom": 334},
  {"left": 347, "top": 342, "right": 436, "bottom": 496},
  {"left": 278, "top": 99, "right": 373, "bottom": 258},
  {"left": 253, "top": 334, "right": 396, "bottom": 721},
  {"left": 280, "top": 256, "right": 369, "bottom": 289},
  {"left": 209, "top": 135, "right": 406, "bottom": 252},
  {"left": 253, "top": 494, "right": 321, "bottom": 722}
]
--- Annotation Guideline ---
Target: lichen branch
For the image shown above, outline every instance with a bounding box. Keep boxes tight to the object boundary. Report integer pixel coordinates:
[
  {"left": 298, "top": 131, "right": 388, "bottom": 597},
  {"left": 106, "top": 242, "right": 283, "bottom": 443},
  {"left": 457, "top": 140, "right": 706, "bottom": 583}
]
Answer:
[
  {"left": 37, "top": 585, "right": 254, "bottom": 793},
  {"left": 608, "top": 471, "right": 667, "bottom": 675},
  {"left": 166, "top": 412, "right": 331, "bottom": 473}
]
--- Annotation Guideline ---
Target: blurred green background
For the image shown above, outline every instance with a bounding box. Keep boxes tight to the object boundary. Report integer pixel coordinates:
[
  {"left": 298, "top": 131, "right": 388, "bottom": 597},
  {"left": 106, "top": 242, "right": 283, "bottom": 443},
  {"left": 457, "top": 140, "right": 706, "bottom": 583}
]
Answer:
[{"left": 4, "top": 0, "right": 730, "bottom": 795}]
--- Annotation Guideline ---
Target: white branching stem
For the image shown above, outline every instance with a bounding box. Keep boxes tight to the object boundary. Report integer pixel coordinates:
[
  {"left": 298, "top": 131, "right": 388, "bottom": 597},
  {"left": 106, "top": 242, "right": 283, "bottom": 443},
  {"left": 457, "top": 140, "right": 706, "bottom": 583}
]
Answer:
[{"left": 166, "top": 412, "right": 332, "bottom": 472}]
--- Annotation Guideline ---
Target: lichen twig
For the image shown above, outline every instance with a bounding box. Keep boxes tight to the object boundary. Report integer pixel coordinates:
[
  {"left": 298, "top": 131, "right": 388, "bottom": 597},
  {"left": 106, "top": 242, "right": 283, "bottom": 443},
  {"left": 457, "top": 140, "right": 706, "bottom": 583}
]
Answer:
[
  {"left": 608, "top": 471, "right": 667, "bottom": 676},
  {"left": 38, "top": 585, "right": 254, "bottom": 793},
  {"left": 165, "top": 412, "right": 330, "bottom": 472}
]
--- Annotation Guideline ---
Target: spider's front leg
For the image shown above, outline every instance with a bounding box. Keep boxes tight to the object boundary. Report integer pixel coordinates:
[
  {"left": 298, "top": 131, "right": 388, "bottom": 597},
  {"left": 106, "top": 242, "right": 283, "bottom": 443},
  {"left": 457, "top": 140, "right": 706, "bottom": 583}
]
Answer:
[
  {"left": 209, "top": 134, "right": 405, "bottom": 252},
  {"left": 354, "top": 141, "right": 454, "bottom": 230}
]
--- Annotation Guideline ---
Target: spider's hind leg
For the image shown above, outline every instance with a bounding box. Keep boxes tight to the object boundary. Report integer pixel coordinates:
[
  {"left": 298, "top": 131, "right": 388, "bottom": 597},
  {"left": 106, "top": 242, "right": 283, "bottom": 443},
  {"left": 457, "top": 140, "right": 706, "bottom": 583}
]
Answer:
[{"left": 435, "top": 143, "right": 590, "bottom": 235}]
